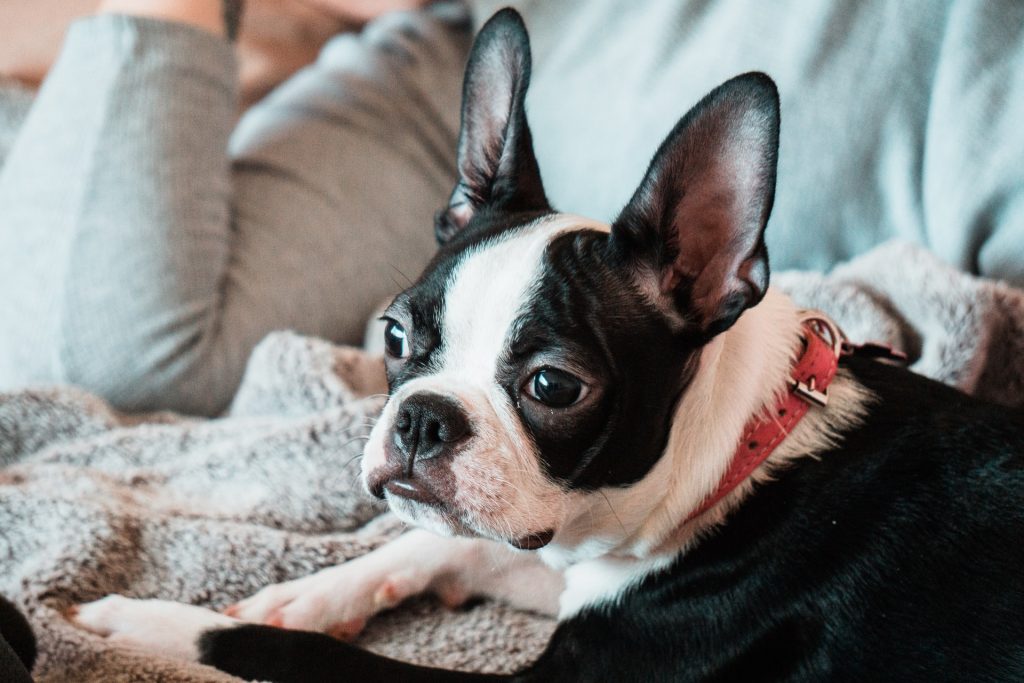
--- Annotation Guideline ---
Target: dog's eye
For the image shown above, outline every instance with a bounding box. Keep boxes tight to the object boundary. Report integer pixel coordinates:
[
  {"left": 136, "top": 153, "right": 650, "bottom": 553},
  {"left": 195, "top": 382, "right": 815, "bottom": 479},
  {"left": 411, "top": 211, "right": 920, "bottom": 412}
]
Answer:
[
  {"left": 526, "top": 368, "right": 584, "bottom": 407},
  {"left": 384, "top": 320, "right": 410, "bottom": 359}
]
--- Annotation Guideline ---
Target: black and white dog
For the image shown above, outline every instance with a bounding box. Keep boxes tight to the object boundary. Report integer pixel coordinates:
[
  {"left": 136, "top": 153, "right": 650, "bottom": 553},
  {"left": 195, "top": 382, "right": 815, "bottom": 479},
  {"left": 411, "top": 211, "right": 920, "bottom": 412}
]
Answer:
[{"left": 70, "top": 8, "right": 1024, "bottom": 682}]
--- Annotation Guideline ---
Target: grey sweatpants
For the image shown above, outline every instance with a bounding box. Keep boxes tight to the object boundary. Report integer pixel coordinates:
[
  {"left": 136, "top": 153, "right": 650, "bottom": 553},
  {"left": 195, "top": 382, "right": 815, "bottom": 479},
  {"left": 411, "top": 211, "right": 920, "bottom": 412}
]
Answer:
[{"left": 0, "top": 6, "right": 470, "bottom": 415}]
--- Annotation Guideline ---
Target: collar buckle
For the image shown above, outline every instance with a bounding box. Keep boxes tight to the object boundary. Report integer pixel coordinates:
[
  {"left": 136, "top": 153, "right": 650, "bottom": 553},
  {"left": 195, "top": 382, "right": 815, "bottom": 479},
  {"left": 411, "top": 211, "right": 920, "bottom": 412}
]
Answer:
[
  {"left": 790, "top": 311, "right": 846, "bottom": 408},
  {"left": 680, "top": 309, "right": 848, "bottom": 529},
  {"left": 797, "top": 310, "right": 846, "bottom": 358}
]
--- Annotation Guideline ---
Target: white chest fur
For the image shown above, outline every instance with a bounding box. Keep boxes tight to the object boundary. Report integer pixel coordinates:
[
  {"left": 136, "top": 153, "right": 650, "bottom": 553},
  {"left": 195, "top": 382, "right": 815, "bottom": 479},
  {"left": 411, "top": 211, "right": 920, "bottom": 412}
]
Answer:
[{"left": 559, "top": 554, "right": 675, "bottom": 618}]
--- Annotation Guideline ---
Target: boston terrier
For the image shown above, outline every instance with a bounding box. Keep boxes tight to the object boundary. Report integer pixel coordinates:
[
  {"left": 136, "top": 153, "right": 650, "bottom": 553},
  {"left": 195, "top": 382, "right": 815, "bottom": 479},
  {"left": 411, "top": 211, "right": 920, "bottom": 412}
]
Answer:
[{"left": 70, "top": 8, "right": 1024, "bottom": 681}]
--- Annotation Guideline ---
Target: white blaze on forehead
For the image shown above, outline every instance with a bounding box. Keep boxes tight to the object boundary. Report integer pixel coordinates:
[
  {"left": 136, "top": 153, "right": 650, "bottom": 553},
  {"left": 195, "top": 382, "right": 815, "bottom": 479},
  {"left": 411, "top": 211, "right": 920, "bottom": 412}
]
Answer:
[{"left": 436, "top": 214, "right": 609, "bottom": 379}]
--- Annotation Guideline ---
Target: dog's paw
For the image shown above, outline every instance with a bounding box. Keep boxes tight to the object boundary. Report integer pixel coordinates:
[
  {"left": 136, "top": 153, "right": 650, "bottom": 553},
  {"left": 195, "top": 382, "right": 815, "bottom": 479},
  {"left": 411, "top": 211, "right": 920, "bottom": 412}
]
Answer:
[
  {"left": 222, "top": 569, "right": 372, "bottom": 640},
  {"left": 69, "top": 595, "right": 237, "bottom": 662},
  {"left": 223, "top": 555, "right": 450, "bottom": 640}
]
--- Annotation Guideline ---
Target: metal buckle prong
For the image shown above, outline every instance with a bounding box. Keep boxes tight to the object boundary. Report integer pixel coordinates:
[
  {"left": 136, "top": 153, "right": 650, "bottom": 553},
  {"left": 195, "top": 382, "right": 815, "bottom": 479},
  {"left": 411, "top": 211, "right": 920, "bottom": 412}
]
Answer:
[{"left": 792, "top": 376, "right": 829, "bottom": 408}]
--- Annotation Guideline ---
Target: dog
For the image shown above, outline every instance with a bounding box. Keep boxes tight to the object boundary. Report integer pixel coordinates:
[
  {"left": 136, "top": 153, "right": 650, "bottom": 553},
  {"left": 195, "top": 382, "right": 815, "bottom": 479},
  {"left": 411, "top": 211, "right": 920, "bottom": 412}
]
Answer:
[{"left": 69, "top": 8, "right": 1024, "bottom": 681}]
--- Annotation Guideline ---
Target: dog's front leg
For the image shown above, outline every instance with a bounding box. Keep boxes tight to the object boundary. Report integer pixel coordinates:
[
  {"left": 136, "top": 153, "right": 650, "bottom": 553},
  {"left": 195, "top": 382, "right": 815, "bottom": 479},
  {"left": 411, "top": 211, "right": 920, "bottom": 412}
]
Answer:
[
  {"left": 198, "top": 622, "right": 512, "bottom": 682},
  {"left": 70, "top": 596, "right": 511, "bottom": 681},
  {"left": 226, "top": 528, "right": 563, "bottom": 638},
  {"left": 71, "top": 530, "right": 560, "bottom": 681},
  {"left": 199, "top": 527, "right": 563, "bottom": 681}
]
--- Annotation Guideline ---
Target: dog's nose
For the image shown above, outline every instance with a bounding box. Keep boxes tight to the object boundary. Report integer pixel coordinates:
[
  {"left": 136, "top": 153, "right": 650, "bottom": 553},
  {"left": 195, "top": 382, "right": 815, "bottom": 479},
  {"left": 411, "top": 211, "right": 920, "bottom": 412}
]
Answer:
[{"left": 392, "top": 393, "right": 470, "bottom": 468}]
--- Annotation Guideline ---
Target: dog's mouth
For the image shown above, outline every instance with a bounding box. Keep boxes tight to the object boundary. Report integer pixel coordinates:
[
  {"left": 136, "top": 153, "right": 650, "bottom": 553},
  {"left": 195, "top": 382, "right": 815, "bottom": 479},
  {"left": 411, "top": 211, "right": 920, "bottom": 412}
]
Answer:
[
  {"left": 382, "top": 477, "right": 440, "bottom": 506},
  {"left": 380, "top": 476, "right": 556, "bottom": 550},
  {"left": 509, "top": 529, "right": 555, "bottom": 550}
]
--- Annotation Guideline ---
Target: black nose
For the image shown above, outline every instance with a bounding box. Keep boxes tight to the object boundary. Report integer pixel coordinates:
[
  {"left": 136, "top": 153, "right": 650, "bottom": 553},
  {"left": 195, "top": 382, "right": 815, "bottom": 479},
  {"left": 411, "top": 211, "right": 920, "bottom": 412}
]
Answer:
[{"left": 393, "top": 393, "right": 470, "bottom": 468}]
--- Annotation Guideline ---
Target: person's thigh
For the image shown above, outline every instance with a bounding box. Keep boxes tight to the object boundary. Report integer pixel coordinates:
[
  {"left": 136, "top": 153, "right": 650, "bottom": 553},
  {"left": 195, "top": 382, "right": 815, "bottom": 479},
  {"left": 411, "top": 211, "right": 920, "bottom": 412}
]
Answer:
[{"left": 225, "top": 3, "right": 470, "bottom": 348}]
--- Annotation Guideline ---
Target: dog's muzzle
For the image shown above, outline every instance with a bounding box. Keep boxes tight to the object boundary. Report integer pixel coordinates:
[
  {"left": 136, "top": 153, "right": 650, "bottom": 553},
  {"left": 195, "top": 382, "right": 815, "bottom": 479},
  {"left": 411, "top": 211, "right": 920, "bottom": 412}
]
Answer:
[{"left": 367, "top": 392, "right": 471, "bottom": 503}]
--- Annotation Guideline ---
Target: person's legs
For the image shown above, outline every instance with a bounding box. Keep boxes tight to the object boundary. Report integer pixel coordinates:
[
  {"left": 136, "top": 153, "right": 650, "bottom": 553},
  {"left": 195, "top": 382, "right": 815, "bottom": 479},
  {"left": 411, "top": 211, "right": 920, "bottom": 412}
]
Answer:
[
  {"left": 0, "top": 4, "right": 468, "bottom": 415},
  {"left": 0, "top": 14, "right": 239, "bottom": 411}
]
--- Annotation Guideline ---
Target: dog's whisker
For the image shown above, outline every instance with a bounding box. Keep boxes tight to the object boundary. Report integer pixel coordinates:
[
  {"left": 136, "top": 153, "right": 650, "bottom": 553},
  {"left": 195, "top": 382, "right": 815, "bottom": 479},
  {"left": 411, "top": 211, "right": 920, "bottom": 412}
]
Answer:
[
  {"left": 599, "top": 490, "right": 627, "bottom": 536},
  {"left": 389, "top": 263, "right": 415, "bottom": 288},
  {"left": 346, "top": 419, "right": 380, "bottom": 428},
  {"left": 329, "top": 424, "right": 376, "bottom": 435},
  {"left": 334, "top": 437, "right": 371, "bottom": 454},
  {"left": 340, "top": 452, "right": 365, "bottom": 470}
]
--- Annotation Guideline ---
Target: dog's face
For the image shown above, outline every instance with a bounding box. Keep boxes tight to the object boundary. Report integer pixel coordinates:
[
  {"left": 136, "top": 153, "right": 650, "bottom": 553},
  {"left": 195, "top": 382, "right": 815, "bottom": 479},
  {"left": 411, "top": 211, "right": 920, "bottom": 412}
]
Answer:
[
  {"left": 365, "top": 213, "right": 696, "bottom": 550},
  {"left": 362, "top": 10, "right": 780, "bottom": 554}
]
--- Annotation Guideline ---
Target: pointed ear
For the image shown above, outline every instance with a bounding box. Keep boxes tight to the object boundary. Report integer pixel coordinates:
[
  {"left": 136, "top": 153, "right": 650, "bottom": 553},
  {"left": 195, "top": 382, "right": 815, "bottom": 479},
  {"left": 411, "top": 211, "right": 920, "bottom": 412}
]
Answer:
[
  {"left": 610, "top": 72, "right": 780, "bottom": 341},
  {"left": 434, "top": 8, "right": 550, "bottom": 245}
]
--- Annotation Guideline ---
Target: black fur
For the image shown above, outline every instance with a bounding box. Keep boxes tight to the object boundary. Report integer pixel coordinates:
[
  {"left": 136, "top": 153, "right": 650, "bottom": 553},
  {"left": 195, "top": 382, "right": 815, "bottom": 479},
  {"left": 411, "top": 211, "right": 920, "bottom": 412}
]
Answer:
[
  {"left": 198, "top": 625, "right": 502, "bottom": 682},
  {"left": 0, "top": 595, "right": 35, "bottom": 682},
  {"left": 529, "top": 357, "right": 1024, "bottom": 682}
]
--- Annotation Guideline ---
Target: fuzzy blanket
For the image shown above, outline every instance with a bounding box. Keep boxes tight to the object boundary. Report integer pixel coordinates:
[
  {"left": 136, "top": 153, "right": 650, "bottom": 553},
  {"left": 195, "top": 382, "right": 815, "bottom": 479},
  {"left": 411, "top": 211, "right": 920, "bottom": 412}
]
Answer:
[{"left": 2, "top": 240, "right": 1023, "bottom": 682}]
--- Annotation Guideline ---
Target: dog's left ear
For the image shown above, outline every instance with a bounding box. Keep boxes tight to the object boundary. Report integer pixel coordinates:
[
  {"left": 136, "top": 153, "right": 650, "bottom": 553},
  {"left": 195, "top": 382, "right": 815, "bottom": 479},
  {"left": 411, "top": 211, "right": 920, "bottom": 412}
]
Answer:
[
  {"left": 434, "top": 8, "right": 550, "bottom": 245},
  {"left": 609, "top": 72, "right": 780, "bottom": 341}
]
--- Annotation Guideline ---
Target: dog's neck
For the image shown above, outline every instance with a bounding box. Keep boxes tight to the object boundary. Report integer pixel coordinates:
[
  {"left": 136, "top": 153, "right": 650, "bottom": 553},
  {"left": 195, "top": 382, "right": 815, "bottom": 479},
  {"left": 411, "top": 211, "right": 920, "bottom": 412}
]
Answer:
[
  {"left": 545, "top": 289, "right": 872, "bottom": 615},
  {"left": 636, "top": 290, "right": 872, "bottom": 554}
]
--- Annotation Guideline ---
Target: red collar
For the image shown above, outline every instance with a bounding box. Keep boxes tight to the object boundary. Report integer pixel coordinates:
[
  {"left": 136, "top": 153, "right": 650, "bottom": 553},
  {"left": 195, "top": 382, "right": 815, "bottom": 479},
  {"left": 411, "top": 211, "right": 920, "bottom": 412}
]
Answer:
[{"left": 684, "top": 313, "right": 846, "bottom": 523}]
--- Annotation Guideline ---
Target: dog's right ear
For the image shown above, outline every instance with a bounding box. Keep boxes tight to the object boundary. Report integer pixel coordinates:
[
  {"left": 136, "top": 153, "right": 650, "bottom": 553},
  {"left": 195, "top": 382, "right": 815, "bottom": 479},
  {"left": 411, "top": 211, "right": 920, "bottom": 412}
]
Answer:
[{"left": 434, "top": 8, "right": 550, "bottom": 245}]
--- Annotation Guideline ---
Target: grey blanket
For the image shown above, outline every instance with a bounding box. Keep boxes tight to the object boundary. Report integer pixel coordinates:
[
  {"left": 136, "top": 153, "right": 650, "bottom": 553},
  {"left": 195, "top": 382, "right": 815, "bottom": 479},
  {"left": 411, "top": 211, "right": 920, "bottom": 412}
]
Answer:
[{"left": 2, "top": 241, "right": 1022, "bottom": 682}]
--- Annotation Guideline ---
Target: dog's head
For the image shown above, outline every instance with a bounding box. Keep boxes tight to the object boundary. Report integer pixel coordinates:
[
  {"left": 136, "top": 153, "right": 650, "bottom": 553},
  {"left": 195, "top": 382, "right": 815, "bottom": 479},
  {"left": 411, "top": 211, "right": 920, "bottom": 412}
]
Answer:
[{"left": 362, "top": 9, "right": 779, "bottom": 556}]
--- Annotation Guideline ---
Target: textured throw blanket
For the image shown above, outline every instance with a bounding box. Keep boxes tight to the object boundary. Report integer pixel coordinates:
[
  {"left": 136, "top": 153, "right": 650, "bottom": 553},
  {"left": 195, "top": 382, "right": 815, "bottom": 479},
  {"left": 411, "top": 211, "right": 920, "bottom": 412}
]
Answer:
[{"left": 2, "top": 240, "right": 1023, "bottom": 682}]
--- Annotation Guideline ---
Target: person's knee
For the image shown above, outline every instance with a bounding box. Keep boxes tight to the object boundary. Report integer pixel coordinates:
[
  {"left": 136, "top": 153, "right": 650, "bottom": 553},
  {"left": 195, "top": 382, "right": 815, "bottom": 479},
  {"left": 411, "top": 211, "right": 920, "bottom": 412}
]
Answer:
[
  {"left": 61, "top": 328, "right": 238, "bottom": 415},
  {"left": 231, "top": 0, "right": 469, "bottom": 161}
]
